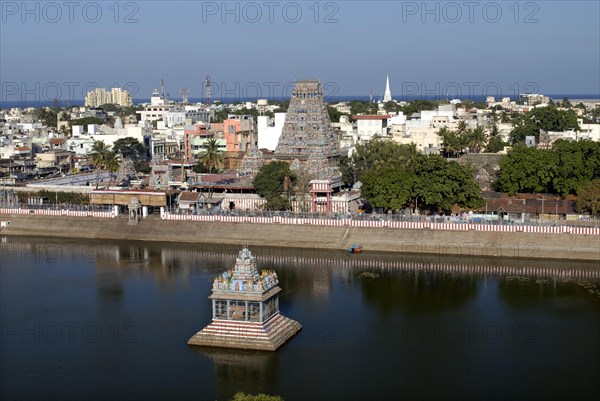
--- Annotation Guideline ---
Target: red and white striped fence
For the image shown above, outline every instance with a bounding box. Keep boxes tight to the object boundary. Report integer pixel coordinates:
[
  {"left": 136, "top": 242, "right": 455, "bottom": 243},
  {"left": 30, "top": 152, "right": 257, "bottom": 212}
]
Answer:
[
  {"left": 162, "top": 212, "right": 600, "bottom": 235},
  {"left": 0, "top": 208, "right": 114, "bottom": 218},
  {"left": 2, "top": 207, "right": 597, "bottom": 234}
]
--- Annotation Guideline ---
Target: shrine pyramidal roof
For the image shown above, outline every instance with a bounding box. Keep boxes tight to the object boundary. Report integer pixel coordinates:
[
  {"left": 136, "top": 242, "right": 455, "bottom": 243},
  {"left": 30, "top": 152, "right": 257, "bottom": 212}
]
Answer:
[{"left": 212, "top": 248, "right": 279, "bottom": 295}]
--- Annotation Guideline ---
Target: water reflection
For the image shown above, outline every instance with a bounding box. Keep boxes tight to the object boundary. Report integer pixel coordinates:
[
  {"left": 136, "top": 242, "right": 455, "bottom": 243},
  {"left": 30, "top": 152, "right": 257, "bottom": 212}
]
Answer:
[
  {"left": 1, "top": 237, "right": 599, "bottom": 401},
  {"left": 191, "top": 347, "right": 279, "bottom": 401},
  {"left": 360, "top": 270, "right": 479, "bottom": 315}
]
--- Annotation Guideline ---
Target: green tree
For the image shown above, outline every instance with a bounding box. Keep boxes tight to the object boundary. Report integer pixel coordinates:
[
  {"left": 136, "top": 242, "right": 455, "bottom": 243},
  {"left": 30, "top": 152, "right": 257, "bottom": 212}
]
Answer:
[
  {"left": 198, "top": 138, "right": 224, "bottom": 174},
  {"left": 326, "top": 105, "right": 346, "bottom": 122},
  {"left": 383, "top": 101, "right": 399, "bottom": 113},
  {"left": 359, "top": 154, "right": 483, "bottom": 214},
  {"left": 230, "top": 392, "right": 283, "bottom": 401},
  {"left": 485, "top": 136, "right": 506, "bottom": 153},
  {"left": 349, "top": 100, "right": 378, "bottom": 116},
  {"left": 399, "top": 100, "right": 437, "bottom": 116},
  {"left": 112, "top": 137, "right": 147, "bottom": 163},
  {"left": 338, "top": 155, "right": 356, "bottom": 187},
  {"left": 437, "top": 127, "right": 463, "bottom": 158},
  {"left": 104, "top": 151, "right": 120, "bottom": 188},
  {"left": 493, "top": 145, "right": 557, "bottom": 195},
  {"left": 253, "top": 161, "right": 295, "bottom": 199},
  {"left": 399, "top": 142, "right": 421, "bottom": 172},
  {"left": 253, "top": 161, "right": 296, "bottom": 211},
  {"left": 414, "top": 155, "right": 484, "bottom": 213},
  {"left": 90, "top": 140, "right": 112, "bottom": 189},
  {"left": 466, "top": 126, "right": 488, "bottom": 153},
  {"left": 70, "top": 117, "right": 105, "bottom": 127},
  {"left": 348, "top": 138, "right": 406, "bottom": 180},
  {"left": 36, "top": 107, "right": 59, "bottom": 128},
  {"left": 552, "top": 140, "right": 589, "bottom": 196},
  {"left": 576, "top": 179, "right": 600, "bottom": 217},
  {"left": 59, "top": 124, "right": 71, "bottom": 138},
  {"left": 98, "top": 103, "right": 119, "bottom": 112},
  {"left": 59, "top": 111, "right": 71, "bottom": 122},
  {"left": 510, "top": 105, "right": 580, "bottom": 144},
  {"left": 360, "top": 167, "right": 417, "bottom": 211}
]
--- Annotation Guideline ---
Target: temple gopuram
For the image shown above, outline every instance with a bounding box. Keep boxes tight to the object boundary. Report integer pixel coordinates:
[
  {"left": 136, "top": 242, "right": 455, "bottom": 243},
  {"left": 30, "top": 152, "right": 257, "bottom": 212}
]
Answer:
[
  {"left": 274, "top": 79, "right": 340, "bottom": 159},
  {"left": 188, "top": 248, "right": 301, "bottom": 351}
]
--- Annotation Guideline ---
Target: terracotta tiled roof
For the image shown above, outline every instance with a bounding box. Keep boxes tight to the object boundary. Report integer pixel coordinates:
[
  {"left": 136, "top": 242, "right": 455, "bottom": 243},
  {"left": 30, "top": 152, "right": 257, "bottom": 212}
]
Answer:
[
  {"left": 179, "top": 191, "right": 201, "bottom": 202},
  {"left": 476, "top": 192, "right": 576, "bottom": 215}
]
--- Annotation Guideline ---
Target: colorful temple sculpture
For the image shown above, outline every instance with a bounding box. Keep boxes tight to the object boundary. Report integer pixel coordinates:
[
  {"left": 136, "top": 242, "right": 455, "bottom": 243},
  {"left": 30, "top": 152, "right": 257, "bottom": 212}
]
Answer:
[
  {"left": 188, "top": 248, "right": 301, "bottom": 351},
  {"left": 275, "top": 79, "right": 340, "bottom": 159}
]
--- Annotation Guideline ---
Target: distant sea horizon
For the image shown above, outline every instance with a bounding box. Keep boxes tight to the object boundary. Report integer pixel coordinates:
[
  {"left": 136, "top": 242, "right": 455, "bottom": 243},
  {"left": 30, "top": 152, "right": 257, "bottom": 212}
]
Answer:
[{"left": 1, "top": 94, "right": 600, "bottom": 110}]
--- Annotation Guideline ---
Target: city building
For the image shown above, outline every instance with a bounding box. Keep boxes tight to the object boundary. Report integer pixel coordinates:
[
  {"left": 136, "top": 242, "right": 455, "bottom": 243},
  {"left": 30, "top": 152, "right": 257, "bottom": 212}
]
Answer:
[
  {"left": 518, "top": 93, "right": 550, "bottom": 106},
  {"left": 353, "top": 115, "right": 391, "bottom": 140},
  {"left": 257, "top": 112, "right": 286, "bottom": 151},
  {"left": 224, "top": 115, "right": 254, "bottom": 152},
  {"left": 84, "top": 88, "right": 132, "bottom": 107}
]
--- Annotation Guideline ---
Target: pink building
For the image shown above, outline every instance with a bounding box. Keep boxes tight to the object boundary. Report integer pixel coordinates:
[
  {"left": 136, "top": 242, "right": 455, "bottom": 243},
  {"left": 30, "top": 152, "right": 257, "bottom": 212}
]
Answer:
[
  {"left": 184, "top": 124, "right": 210, "bottom": 159},
  {"left": 223, "top": 115, "right": 254, "bottom": 152}
]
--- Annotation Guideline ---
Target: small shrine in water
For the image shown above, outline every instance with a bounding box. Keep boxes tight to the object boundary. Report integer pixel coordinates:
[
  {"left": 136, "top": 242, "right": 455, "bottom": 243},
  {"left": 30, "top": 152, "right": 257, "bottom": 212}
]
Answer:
[{"left": 188, "top": 248, "right": 301, "bottom": 351}]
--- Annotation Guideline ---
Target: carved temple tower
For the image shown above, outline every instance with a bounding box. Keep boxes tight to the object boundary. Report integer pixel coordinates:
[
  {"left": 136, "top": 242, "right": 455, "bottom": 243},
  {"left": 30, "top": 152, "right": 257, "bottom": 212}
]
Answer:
[{"left": 274, "top": 80, "right": 340, "bottom": 159}]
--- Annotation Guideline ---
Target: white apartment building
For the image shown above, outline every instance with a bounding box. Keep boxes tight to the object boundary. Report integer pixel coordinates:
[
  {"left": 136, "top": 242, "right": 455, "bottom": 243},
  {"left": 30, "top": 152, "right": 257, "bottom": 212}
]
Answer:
[
  {"left": 257, "top": 113, "right": 286, "bottom": 151},
  {"left": 70, "top": 124, "right": 147, "bottom": 148},
  {"left": 353, "top": 115, "right": 390, "bottom": 141},
  {"left": 390, "top": 108, "right": 461, "bottom": 154},
  {"left": 163, "top": 106, "right": 212, "bottom": 128}
]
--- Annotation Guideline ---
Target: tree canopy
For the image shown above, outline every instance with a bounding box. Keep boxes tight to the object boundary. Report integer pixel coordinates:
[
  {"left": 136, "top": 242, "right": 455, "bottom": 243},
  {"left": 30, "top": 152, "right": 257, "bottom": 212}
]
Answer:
[
  {"left": 339, "top": 138, "right": 423, "bottom": 186},
  {"left": 112, "top": 137, "right": 147, "bottom": 161},
  {"left": 509, "top": 105, "right": 580, "bottom": 144},
  {"left": 197, "top": 138, "right": 224, "bottom": 174},
  {"left": 230, "top": 392, "right": 283, "bottom": 401},
  {"left": 70, "top": 117, "right": 106, "bottom": 127},
  {"left": 494, "top": 140, "right": 600, "bottom": 196},
  {"left": 575, "top": 179, "right": 600, "bottom": 217},
  {"left": 348, "top": 139, "right": 484, "bottom": 214},
  {"left": 252, "top": 161, "right": 296, "bottom": 210}
]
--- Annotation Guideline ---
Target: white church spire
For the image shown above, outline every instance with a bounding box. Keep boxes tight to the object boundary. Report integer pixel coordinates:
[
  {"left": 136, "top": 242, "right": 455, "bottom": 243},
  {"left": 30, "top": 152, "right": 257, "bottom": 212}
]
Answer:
[{"left": 383, "top": 75, "right": 392, "bottom": 102}]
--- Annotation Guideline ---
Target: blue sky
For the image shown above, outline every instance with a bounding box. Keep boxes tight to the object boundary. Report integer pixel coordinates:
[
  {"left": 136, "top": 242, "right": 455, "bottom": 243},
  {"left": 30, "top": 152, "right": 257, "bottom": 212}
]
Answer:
[{"left": 1, "top": 0, "right": 599, "bottom": 102}]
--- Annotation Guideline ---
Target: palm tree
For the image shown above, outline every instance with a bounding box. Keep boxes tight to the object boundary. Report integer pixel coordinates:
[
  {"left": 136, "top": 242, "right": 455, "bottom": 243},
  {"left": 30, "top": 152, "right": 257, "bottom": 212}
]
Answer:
[
  {"left": 437, "top": 127, "right": 461, "bottom": 158},
  {"left": 104, "top": 151, "right": 120, "bottom": 189},
  {"left": 467, "top": 126, "right": 488, "bottom": 153},
  {"left": 198, "top": 138, "right": 224, "bottom": 174},
  {"left": 198, "top": 138, "right": 224, "bottom": 196},
  {"left": 400, "top": 142, "right": 420, "bottom": 172},
  {"left": 90, "top": 141, "right": 111, "bottom": 189},
  {"left": 490, "top": 124, "right": 500, "bottom": 138},
  {"left": 456, "top": 120, "right": 469, "bottom": 137},
  {"left": 59, "top": 124, "right": 70, "bottom": 138}
]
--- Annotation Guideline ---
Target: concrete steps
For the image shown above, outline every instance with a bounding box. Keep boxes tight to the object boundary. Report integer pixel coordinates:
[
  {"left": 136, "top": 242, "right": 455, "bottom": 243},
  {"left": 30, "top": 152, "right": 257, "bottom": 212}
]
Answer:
[{"left": 188, "top": 313, "right": 302, "bottom": 351}]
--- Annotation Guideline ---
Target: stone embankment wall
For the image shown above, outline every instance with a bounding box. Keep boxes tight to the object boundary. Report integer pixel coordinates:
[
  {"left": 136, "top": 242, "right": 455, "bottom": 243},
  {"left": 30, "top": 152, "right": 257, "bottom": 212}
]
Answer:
[{"left": 1, "top": 214, "right": 598, "bottom": 261}]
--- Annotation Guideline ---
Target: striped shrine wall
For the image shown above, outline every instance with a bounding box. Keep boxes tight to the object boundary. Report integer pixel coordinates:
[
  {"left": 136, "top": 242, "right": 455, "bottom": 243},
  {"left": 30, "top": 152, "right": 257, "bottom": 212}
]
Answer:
[
  {"left": 220, "top": 198, "right": 349, "bottom": 213},
  {"left": 1, "top": 215, "right": 599, "bottom": 260},
  {"left": 162, "top": 213, "right": 600, "bottom": 236},
  {"left": 221, "top": 197, "right": 266, "bottom": 211},
  {"left": 0, "top": 208, "right": 113, "bottom": 218}
]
